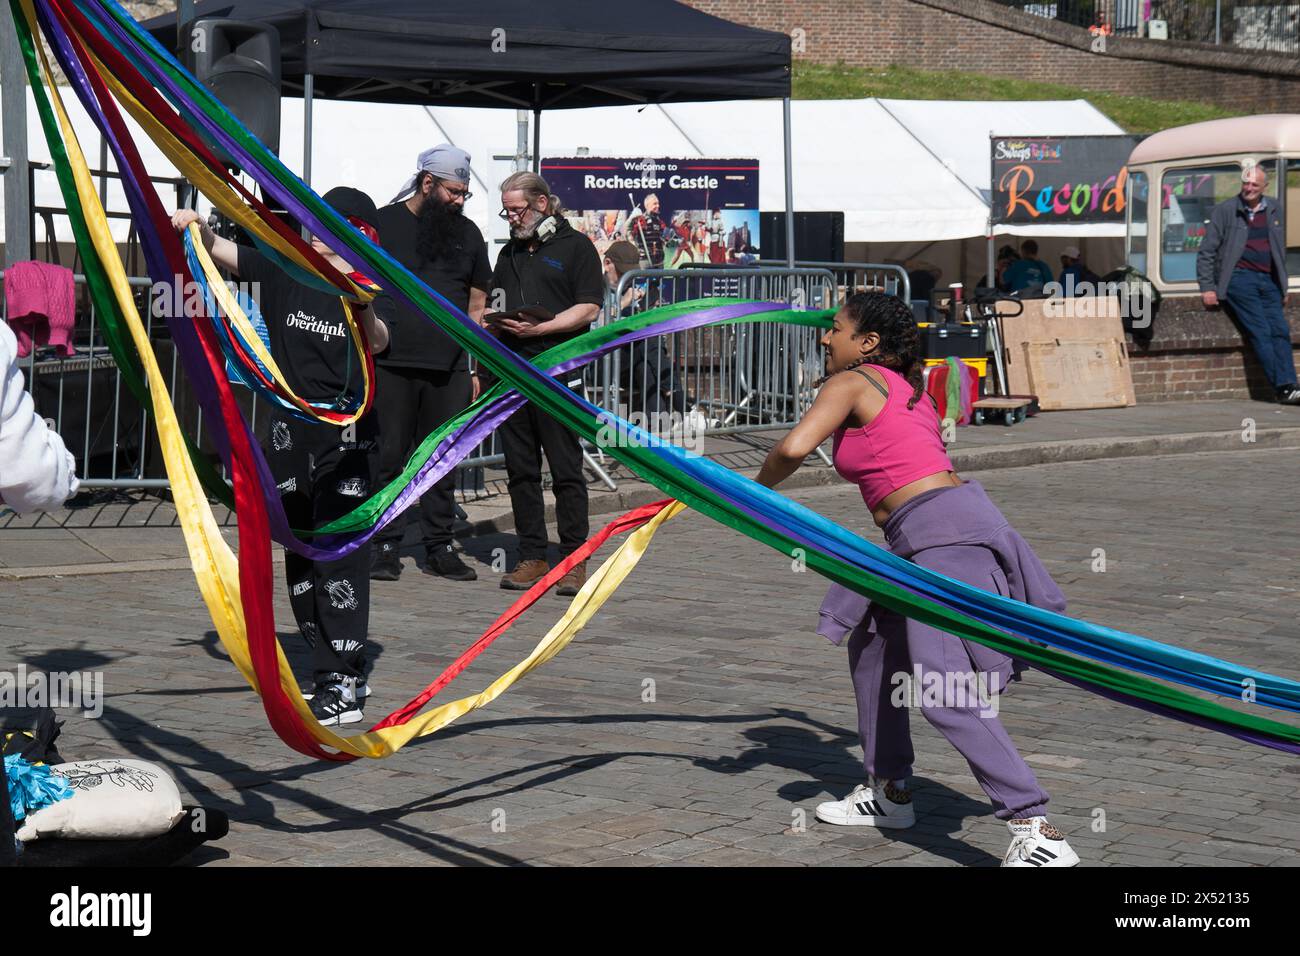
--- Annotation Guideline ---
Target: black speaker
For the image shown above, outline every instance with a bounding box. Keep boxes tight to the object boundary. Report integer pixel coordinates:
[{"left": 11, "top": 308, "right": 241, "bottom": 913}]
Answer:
[
  {"left": 186, "top": 19, "right": 281, "bottom": 157},
  {"left": 760, "top": 211, "right": 845, "bottom": 263}
]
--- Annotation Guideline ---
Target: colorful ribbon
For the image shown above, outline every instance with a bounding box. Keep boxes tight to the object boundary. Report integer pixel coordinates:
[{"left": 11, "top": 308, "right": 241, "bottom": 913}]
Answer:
[{"left": 14, "top": 0, "right": 1300, "bottom": 762}]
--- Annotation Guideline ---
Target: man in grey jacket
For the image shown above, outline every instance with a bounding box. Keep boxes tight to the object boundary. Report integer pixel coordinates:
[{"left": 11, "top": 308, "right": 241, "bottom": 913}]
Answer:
[{"left": 1197, "top": 164, "right": 1300, "bottom": 404}]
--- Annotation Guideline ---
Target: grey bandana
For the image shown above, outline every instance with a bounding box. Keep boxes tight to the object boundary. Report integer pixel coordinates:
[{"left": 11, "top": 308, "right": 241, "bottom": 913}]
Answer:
[{"left": 389, "top": 144, "right": 473, "bottom": 204}]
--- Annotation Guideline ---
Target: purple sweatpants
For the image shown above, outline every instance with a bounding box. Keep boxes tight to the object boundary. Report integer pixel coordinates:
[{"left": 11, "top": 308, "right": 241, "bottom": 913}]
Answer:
[{"left": 819, "top": 481, "right": 1066, "bottom": 820}]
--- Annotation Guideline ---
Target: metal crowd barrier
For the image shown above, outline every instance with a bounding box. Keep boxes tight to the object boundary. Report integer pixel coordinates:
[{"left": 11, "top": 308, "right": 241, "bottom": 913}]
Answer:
[
  {"left": 2, "top": 260, "right": 909, "bottom": 503},
  {"left": 1, "top": 269, "right": 269, "bottom": 492}
]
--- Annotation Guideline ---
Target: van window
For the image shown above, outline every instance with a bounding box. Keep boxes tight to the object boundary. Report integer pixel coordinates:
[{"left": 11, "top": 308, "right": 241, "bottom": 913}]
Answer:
[
  {"left": 1285, "top": 161, "right": 1300, "bottom": 278},
  {"left": 1128, "top": 170, "right": 1148, "bottom": 274},
  {"left": 1159, "top": 165, "right": 1244, "bottom": 283}
]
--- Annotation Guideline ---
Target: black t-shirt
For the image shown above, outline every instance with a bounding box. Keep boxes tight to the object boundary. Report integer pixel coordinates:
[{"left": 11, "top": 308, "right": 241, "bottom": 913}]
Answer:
[
  {"left": 371, "top": 202, "right": 491, "bottom": 371},
  {"left": 489, "top": 218, "right": 604, "bottom": 358},
  {"left": 237, "top": 245, "right": 363, "bottom": 407}
]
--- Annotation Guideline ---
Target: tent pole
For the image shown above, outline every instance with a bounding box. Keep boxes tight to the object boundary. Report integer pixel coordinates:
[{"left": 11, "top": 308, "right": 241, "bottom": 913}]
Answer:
[
  {"left": 783, "top": 96, "right": 795, "bottom": 269},
  {"left": 303, "top": 72, "right": 314, "bottom": 187},
  {"left": 986, "top": 231, "right": 994, "bottom": 291},
  {"left": 532, "top": 107, "right": 541, "bottom": 174},
  {"left": 1, "top": 6, "right": 32, "bottom": 265},
  {"left": 515, "top": 110, "right": 529, "bottom": 173}
]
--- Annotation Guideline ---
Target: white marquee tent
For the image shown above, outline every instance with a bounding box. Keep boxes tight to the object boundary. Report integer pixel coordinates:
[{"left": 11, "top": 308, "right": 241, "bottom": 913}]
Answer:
[{"left": 0, "top": 93, "right": 1126, "bottom": 256}]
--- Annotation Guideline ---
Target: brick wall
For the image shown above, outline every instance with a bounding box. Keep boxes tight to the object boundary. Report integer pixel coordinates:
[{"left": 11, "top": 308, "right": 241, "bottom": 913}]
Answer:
[
  {"left": 1126, "top": 298, "right": 1300, "bottom": 402},
  {"left": 683, "top": 0, "right": 1300, "bottom": 112}
]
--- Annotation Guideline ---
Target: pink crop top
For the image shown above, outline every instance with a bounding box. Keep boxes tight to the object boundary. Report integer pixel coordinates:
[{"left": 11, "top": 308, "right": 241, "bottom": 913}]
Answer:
[{"left": 831, "top": 364, "right": 954, "bottom": 510}]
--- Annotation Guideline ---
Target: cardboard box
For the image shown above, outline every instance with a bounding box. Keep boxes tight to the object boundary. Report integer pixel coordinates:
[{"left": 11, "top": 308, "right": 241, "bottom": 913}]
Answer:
[{"left": 996, "top": 297, "right": 1136, "bottom": 409}]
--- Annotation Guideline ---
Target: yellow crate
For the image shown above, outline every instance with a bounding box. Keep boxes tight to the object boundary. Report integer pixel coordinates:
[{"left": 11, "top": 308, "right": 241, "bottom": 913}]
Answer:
[{"left": 923, "top": 356, "right": 988, "bottom": 378}]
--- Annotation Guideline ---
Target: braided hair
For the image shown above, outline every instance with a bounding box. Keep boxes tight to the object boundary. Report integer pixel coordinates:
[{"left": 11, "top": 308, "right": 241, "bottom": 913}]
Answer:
[{"left": 818, "top": 292, "right": 925, "bottom": 409}]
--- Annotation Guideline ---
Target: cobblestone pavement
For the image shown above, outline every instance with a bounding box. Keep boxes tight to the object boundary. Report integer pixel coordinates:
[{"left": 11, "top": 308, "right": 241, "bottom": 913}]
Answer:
[{"left": 1, "top": 447, "right": 1298, "bottom": 866}]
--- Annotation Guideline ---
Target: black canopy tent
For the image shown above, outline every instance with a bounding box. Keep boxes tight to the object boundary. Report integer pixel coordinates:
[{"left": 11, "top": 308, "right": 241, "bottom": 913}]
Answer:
[{"left": 143, "top": 0, "right": 799, "bottom": 262}]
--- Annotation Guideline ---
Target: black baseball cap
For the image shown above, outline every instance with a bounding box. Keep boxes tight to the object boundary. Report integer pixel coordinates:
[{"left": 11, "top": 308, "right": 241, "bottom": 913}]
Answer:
[{"left": 323, "top": 186, "right": 379, "bottom": 230}]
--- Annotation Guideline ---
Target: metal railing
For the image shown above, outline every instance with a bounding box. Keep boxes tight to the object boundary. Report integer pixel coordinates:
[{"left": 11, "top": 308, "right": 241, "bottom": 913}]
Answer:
[
  {"left": 997, "top": 0, "right": 1300, "bottom": 53},
  {"left": 453, "top": 264, "right": 843, "bottom": 494},
  {"left": 1, "top": 269, "right": 269, "bottom": 492},
  {"left": 3, "top": 260, "right": 910, "bottom": 505}
]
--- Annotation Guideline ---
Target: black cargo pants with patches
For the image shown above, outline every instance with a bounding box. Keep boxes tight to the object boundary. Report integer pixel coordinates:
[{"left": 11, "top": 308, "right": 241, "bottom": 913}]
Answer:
[{"left": 265, "top": 411, "right": 378, "bottom": 687}]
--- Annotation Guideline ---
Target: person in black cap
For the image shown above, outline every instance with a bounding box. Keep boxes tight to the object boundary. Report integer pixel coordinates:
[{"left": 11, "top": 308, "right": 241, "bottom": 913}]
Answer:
[
  {"left": 171, "top": 187, "right": 390, "bottom": 727},
  {"left": 369, "top": 145, "right": 490, "bottom": 583}
]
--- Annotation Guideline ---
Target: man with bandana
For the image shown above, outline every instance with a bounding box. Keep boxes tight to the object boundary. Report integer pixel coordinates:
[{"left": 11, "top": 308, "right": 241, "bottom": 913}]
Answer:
[{"left": 369, "top": 145, "right": 491, "bottom": 582}]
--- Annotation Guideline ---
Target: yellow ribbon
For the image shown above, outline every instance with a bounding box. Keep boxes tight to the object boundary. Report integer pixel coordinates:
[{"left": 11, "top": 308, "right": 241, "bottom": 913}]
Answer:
[
  {"left": 186, "top": 222, "right": 373, "bottom": 425},
  {"left": 26, "top": 0, "right": 685, "bottom": 757},
  {"left": 82, "top": 37, "right": 372, "bottom": 303}
]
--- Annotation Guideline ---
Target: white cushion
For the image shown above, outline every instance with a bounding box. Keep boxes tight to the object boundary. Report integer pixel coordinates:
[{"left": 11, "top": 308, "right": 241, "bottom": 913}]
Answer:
[{"left": 16, "top": 758, "right": 185, "bottom": 842}]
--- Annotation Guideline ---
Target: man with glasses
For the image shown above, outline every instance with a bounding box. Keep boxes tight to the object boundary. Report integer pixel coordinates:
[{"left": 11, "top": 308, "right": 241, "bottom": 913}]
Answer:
[
  {"left": 370, "top": 145, "right": 491, "bottom": 582},
  {"left": 489, "top": 171, "right": 604, "bottom": 597}
]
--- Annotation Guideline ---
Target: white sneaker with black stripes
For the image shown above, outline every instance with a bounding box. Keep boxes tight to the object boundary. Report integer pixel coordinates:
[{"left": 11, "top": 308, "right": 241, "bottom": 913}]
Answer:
[
  {"left": 814, "top": 781, "right": 916, "bottom": 829},
  {"left": 1002, "top": 817, "right": 1080, "bottom": 867}
]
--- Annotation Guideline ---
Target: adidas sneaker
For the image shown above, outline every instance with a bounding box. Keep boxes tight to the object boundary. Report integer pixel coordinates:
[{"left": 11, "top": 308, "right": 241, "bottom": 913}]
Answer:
[
  {"left": 307, "top": 680, "right": 363, "bottom": 726},
  {"left": 1002, "top": 817, "right": 1080, "bottom": 868},
  {"left": 814, "top": 780, "right": 916, "bottom": 829},
  {"left": 304, "top": 679, "right": 371, "bottom": 701}
]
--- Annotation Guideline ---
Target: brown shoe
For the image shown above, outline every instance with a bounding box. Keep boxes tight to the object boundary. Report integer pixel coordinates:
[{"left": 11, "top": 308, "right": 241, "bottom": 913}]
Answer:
[
  {"left": 554, "top": 560, "right": 587, "bottom": 597},
  {"left": 500, "top": 558, "right": 550, "bottom": 591}
]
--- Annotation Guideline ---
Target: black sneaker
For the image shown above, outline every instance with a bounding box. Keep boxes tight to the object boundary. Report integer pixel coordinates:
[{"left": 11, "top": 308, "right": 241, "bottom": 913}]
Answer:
[
  {"left": 423, "top": 544, "right": 478, "bottom": 581},
  {"left": 370, "top": 542, "right": 402, "bottom": 581},
  {"left": 303, "top": 679, "right": 372, "bottom": 701},
  {"left": 1276, "top": 385, "right": 1300, "bottom": 406},
  {"left": 308, "top": 682, "right": 363, "bottom": 726}
]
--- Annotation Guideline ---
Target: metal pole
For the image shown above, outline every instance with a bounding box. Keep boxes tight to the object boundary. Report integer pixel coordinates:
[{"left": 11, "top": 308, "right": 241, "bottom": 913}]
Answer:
[
  {"left": 515, "top": 109, "right": 529, "bottom": 172},
  {"left": 303, "top": 72, "right": 314, "bottom": 187},
  {"left": 1, "top": 7, "right": 32, "bottom": 266},
  {"left": 1215, "top": 1, "right": 1221, "bottom": 45},
  {"left": 98, "top": 137, "right": 109, "bottom": 207},
  {"left": 177, "top": 0, "right": 194, "bottom": 46},
  {"left": 986, "top": 232, "right": 995, "bottom": 292},
  {"left": 532, "top": 107, "right": 541, "bottom": 174},
  {"left": 782, "top": 96, "right": 795, "bottom": 269}
]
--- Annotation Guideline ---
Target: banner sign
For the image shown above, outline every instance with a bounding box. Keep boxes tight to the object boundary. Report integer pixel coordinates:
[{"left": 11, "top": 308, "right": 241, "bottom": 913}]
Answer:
[
  {"left": 541, "top": 157, "right": 760, "bottom": 269},
  {"left": 990, "top": 135, "right": 1143, "bottom": 226}
]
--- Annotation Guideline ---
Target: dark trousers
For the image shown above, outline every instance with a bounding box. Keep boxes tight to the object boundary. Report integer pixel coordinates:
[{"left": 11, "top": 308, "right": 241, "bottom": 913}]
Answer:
[
  {"left": 499, "top": 396, "right": 589, "bottom": 561},
  {"left": 372, "top": 365, "right": 471, "bottom": 555},
  {"left": 1226, "top": 268, "right": 1298, "bottom": 390},
  {"left": 266, "top": 412, "right": 377, "bottom": 686},
  {"left": 622, "top": 340, "right": 688, "bottom": 418}
]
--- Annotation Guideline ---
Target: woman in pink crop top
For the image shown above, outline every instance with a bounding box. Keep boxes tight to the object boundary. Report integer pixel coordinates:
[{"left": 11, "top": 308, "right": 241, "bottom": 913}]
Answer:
[{"left": 756, "top": 292, "right": 1079, "bottom": 868}]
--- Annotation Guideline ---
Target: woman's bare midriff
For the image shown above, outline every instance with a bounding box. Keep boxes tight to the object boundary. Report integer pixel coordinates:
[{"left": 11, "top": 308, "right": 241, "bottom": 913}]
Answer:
[{"left": 870, "top": 470, "right": 962, "bottom": 527}]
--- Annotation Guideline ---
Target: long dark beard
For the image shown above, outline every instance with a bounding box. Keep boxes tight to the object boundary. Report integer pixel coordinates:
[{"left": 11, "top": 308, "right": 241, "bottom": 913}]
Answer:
[{"left": 415, "top": 197, "right": 461, "bottom": 264}]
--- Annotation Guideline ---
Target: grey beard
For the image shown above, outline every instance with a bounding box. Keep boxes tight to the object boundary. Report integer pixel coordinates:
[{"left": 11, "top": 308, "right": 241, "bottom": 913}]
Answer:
[{"left": 511, "top": 210, "right": 544, "bottom": 240}]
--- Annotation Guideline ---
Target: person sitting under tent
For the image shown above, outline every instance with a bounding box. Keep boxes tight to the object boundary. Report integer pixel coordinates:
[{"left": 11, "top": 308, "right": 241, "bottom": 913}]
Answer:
[
  {"left": 1057, "top": 245, "right": 1100, "bottom": 296},
  {"left": 1004, "top": 240, "right": 1053, "bottom": 294}
]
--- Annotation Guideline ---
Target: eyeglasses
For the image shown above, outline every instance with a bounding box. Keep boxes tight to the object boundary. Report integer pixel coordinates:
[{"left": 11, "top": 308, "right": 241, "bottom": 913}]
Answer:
[
  {"left": 435, "top": 180, "right": 472, "bottom": 201},
  {"left": 498, "top": 205, "right": 533, "bottom": 220}
]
